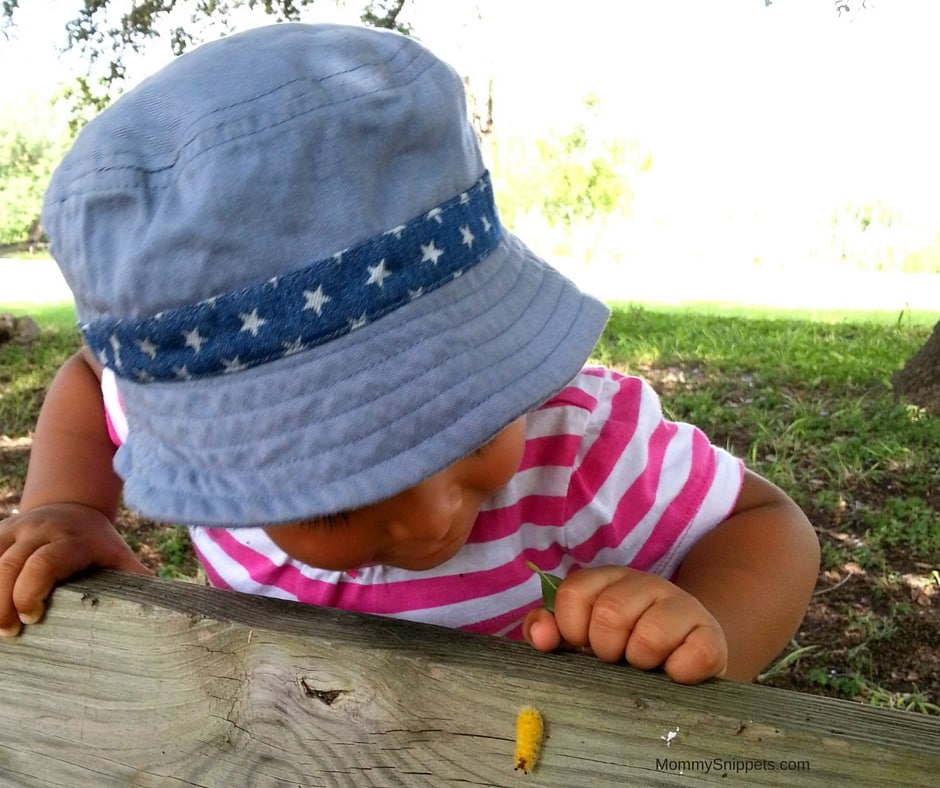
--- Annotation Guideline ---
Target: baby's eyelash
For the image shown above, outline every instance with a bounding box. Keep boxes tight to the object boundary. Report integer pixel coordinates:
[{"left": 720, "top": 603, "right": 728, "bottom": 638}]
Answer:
[
  {"left": 473, "top": 439, "right": 494, "bottom": 458},
  {"left": 301, "top": 512, "right": 350, "bottom": 530},
  {"left": 321, "top": 513, "right": 349, "bottom": 529}
]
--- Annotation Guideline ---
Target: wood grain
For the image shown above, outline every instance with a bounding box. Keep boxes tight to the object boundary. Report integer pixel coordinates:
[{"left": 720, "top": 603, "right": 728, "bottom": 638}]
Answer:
[{"left": 0, "top": 570, "right": 937, "bottom": 786}]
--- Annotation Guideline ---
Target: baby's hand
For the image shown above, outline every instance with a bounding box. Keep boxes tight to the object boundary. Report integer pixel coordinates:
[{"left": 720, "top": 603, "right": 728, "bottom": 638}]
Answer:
[
  {"left": 523, "top": 566, "right": 728, "bottom": 684},
  {"left": 0, "top": 503, "right": 151, "bottom": 637}
]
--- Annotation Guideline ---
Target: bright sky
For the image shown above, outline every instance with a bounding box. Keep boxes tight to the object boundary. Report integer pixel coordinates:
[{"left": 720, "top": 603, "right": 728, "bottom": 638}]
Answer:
[
  {"left": 3, "top": 0, "right": 940, "bottom": 277},
  {"left": 465, "top": 0, "right": 940, "bottom": 218}
]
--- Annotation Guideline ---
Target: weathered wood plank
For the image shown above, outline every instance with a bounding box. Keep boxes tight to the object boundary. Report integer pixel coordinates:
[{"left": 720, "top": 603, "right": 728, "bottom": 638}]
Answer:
[{"left": 0, "top": 570, "right": 937, "bottom": 786}]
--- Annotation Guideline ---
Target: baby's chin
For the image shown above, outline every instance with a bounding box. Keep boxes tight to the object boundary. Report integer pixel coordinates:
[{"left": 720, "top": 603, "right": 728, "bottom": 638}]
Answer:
[{"left": 383, "top": 537, "right": 469, "bottom": 573}]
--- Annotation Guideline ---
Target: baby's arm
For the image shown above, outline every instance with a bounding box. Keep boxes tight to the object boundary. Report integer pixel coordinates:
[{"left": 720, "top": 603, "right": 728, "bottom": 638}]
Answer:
[
  {"left": 0, "top": 349, "right": 150, "bottom": 636},
  {"left": 672, "top": 470, "right": 819, "bottom": 680},
  {"left": 524, "top": 471, "right": 819, "bottom": 683}
]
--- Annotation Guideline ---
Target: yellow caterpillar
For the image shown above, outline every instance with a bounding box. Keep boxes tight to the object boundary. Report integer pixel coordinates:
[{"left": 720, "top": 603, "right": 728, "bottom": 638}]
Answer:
[{"left": 514, "top": 705, "right": 544, "bottom": 774}]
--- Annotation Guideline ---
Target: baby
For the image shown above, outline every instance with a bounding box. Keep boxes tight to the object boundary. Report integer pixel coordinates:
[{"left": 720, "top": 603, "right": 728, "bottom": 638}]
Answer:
[{"left": 0, "top": 23, "right": 819, "bottom": 684}]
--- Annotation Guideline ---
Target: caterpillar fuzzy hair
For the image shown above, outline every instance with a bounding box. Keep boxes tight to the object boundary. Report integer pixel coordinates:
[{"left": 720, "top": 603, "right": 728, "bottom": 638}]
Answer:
[{"left": 514, "top": 706, "right": 544, "bottom": 773}]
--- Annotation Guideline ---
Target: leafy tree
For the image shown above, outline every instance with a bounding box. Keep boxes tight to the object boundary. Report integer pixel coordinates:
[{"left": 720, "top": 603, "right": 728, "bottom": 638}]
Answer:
[
  {"left": 0, "top": 106, "right": 69, "bottom": 244},
  {"left": 2, "top": 1, "right": 411, "bottom": 128},
  {"left": 495, "top": 95, "right": 651, "bottom": 232},
  {"left": 535, "top": 122, "right": 626, "bottom": 229}
]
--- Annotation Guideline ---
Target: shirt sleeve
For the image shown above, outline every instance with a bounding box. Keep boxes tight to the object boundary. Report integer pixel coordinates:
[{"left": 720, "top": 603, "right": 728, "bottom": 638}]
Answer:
[
  {"left": 100, "top": 366, "right": 129, "bottom": 447},
  {"left": 562, "top": 367, "right": 745, "bottom": 579}
]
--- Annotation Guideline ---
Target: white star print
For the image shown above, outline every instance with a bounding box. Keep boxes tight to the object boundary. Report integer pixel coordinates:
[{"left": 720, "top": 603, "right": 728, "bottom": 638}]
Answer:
[
  {"left": 240, "top": 309, "right": 267, "bottom": 336},
  {"left": 481, "top": 215, "right": 492, "bottom": 233},
  {"left": 385, "top": 225, "right": 407, "bottom": 239},
  {"left": 173, "top": 366, "right": 191, "bottom": 380},
  {"left": 348, "top": 313, "right": 368, "bottom": 331},
  {"left": 109, "top": 335, "right": 122, "bottom": 367},
  {"left": 282, "top": 337, "right": 306, "bottom": 356},
  {"left": 137, "top": 338, "right": 158, "bottom": 359},
  {"left": 426, "top": 207, "right": 443, "bottom": 224},
  {"left": 408, "top": 287, "right": 424, "bottom": 300},
  {"left": 421, "top": 240, "right": 444, "bottom": 265},
  {"left": 183, "top": 328, "right": 205, "bottom": 354},
  {"left": 459, "top": 192, "right": 469, "bottom": 204},
  {"left": 366, "top": 259, "right": 391, "bottom": 288},
  {"left": 460, "top": 225, "right": 475, "bottom": 248},
  {"left": 303, "top": 285, "right": 332, "bottom": 316},
  {"left": 222, "top": 357, "right": 247, "bottom": 374}
]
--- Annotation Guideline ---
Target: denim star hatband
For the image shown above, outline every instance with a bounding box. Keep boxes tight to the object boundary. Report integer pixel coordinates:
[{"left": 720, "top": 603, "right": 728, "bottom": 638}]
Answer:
[{"left": 83, "top": 172, "right": 499, "bottom": 383}]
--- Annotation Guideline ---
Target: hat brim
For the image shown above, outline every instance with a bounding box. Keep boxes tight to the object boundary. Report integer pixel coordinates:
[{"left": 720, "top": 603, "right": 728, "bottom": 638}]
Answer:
[{"left": 114, "top": 233, "right": 609, "bottom": 527}]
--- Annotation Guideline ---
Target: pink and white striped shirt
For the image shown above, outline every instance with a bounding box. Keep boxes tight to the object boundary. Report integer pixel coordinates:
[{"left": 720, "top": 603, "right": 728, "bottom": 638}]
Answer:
[{"left": 104, "top": 366, "right": 744, "bottom": 640}]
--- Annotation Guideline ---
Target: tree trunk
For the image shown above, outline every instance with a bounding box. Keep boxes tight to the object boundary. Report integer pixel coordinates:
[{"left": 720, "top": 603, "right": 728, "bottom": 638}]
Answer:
[{"left": 892, "top": 319, "right": 940, "bottom": 415}]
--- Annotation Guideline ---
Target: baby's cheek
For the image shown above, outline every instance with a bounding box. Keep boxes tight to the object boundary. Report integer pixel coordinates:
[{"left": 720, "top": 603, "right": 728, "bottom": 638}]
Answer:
[
  {"left": 483, "top": 418, "right": 527, "bottom": 491},
  {"left": 264, "top": 525, "right": 366, "bottom": 571}
]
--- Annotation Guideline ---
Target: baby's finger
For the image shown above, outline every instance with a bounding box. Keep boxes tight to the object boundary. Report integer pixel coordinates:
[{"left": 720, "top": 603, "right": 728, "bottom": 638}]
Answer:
[
  {"left": 553, "top": 566, "right": 648, "bottom": 650},
  {"left": 17, "top": 600, "right": 45, "bottom": 626},
  {"left": 522, "top": 607, "right": 564, "bottom": 652},
  {"left": 620, "top": 596, "right": 697, "bottom": 670},
  {"left": 0, "top": 539, "right": 33, "bottom": 635},
  {"left": 10, "top": 541, "right": 95, "bottom": 625},
  {"left": 662, "top": 624, "right": 728, "bottom": 685}
]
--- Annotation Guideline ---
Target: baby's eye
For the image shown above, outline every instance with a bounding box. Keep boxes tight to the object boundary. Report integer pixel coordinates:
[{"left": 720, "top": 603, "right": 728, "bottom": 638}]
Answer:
[
  {"left": 300, "top": 512, "right": 350, "bottom": 530},
  {"left": 472, "top": 436, "right": 496, "bottom": 458}
]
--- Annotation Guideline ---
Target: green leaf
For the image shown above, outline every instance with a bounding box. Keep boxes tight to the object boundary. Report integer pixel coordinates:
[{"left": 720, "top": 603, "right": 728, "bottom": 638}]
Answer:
[{"left": 526, "top": 561, "right": 563, "bottom": 613}]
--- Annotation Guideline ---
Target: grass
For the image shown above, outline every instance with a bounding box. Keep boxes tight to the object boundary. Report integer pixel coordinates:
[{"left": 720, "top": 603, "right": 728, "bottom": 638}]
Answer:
[
  {"left": 590, "top": 303, "right": 939, "bottom": 560},
  {"left": 0, "top": 303, "right": 81, "bottom": 436},
  {"left": 803, "top": 667, "right": 940, "bottom": 715},
  {"left": 0, "top": 300, "right": 201, "bottom": 578},
  {"left": 0, "top": 249, "right": 51, "bottom": 261},
  {"left": 2, "top": 298, "right": 939, "bottom": 710},
  {"left": 0, "top": 303, "right": 77, "bottom": 326}
]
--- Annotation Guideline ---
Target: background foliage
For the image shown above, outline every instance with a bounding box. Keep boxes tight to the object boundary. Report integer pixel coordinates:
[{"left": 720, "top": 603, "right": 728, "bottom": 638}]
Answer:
[
  {"left": 2, "top": 0, "right": 939, "bottom": 275},
  {"left": 3, "top": 1, "right": 411, "bottom": 127},
  {"left": 0, "top": 102, "right": 69, "bottom": 243}
]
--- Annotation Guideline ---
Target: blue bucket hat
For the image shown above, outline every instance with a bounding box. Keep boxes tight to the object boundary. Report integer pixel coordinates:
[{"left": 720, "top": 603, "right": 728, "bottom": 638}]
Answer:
[{"left": 43, "top": 23, "right": 610, "bottom": 527}]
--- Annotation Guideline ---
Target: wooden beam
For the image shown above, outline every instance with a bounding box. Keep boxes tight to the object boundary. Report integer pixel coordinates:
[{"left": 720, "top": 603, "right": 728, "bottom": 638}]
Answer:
[{"left": 1, "top": 571, "right": 937, "bottom": 786}]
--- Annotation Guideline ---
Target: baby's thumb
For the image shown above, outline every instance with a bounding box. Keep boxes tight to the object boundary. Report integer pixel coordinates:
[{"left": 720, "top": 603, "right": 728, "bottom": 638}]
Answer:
[
  {"left": 102, "top": 544, "right": 155, "bottom": 577},
  {"left": 522, "top": 608, "right": 563, "bottom": 652},
  {"left": 118, "top": 554, "right": 155, "bottom": 576}
]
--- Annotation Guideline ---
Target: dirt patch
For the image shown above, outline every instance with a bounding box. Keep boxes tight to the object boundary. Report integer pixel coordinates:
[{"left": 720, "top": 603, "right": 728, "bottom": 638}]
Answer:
[{"left": 765, "top": 546, "right": 940, "bottom": 708}]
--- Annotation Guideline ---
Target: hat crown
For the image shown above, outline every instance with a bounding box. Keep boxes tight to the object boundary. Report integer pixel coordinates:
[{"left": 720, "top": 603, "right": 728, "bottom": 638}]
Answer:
[
  {"left": 39, "top": 22, "right": 610, "bottom": 527},
  {"left": 43, "top": 23, "right": 483, "bottom": 324}
]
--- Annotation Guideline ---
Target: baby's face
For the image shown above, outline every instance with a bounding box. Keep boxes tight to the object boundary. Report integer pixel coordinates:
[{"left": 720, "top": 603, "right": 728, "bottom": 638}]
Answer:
[{"left": 264, "top": 417, "right": 526, "bottom": 572}]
